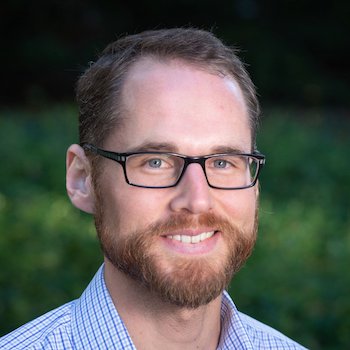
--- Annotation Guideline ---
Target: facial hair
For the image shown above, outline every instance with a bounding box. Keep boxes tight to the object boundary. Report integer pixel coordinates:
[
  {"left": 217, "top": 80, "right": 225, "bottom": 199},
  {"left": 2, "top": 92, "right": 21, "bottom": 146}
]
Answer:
[{"left": 94, "top": 197, "right": 258, "bottom": 309}]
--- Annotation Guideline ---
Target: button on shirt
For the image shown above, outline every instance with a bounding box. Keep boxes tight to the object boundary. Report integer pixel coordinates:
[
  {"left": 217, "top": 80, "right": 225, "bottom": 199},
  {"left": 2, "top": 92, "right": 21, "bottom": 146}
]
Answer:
[{"left": 0, "top": 266, "right": 307, "bottom": 349}]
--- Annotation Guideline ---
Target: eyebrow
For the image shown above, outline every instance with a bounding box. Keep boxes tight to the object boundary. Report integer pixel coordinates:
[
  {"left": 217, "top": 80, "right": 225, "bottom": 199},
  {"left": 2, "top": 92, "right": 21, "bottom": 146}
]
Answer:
[
  {"left": 211, "top": 145, "right": 248, "bottom": 154},
  {"left": 126, "top": 141, "right": 249, "bottom": 155},
  {"left": 127, "top": 141, "right": 179, "bottom": 153}
]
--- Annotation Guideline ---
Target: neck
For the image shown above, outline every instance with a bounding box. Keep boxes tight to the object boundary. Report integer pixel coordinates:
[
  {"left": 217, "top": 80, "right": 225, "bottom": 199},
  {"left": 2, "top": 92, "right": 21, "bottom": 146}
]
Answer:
[{"left": 104, "top": 260, "right": 222, "bottom": 350}]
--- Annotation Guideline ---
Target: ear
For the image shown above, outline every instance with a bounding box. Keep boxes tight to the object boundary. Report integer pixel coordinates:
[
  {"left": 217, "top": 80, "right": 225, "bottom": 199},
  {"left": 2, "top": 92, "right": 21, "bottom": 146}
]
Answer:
[{"left": 66, "top": 144, "right": 95, "bottom": 214}]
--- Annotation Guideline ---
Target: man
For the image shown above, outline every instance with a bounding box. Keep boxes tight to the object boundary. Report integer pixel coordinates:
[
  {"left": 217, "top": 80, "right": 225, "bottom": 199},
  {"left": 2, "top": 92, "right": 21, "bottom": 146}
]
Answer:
[{"left": 0, "top": 28, "right": 306, "bottom": 349}]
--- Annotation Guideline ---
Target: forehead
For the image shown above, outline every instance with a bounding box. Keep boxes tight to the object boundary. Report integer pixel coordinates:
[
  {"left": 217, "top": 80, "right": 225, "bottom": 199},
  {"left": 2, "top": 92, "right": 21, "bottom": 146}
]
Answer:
[{"left": 106, "top": 58, "right": 251, "bottom": 154}]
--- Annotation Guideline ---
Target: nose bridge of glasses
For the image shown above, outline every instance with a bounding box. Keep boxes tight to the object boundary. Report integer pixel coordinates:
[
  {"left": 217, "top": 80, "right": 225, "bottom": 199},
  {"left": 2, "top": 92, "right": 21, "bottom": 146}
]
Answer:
[
  {"left": 182, "top": 156, "right": 207, "bottom": 175},
  {"left": 175, "top": 157, "right": 209, "bottom": 187}
]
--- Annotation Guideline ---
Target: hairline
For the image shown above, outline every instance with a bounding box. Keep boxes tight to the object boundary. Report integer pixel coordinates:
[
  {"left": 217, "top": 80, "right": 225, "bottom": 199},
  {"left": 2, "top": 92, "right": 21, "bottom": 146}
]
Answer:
[{"left": 102, "top": 55, "right": 255, "bottom": 150}]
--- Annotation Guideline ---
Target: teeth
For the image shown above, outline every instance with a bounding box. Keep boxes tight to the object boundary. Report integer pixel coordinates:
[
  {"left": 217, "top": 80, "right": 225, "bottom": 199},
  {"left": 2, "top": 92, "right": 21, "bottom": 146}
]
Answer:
[
  {"left": 182, "top": 235, "right": 191, "bottom": 243},
  {"left": 167, "top": 231, "right": 215, "bottom": 244}
]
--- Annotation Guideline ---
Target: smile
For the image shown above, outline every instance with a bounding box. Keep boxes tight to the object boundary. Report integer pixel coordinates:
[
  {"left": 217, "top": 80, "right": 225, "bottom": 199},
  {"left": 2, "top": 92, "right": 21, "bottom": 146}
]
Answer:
[{"left": 166, "top": 231, "right": 215, "bottom": 244}]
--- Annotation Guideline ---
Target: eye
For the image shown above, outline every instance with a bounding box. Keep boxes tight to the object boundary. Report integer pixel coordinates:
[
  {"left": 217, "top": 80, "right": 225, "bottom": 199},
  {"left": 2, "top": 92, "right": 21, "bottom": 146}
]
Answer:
[
  {"left": 213, "top": 159, "right": 229, "bottom": 168},
  {"left": 148, "top": 158, "right": 163, "bottom": 168}
]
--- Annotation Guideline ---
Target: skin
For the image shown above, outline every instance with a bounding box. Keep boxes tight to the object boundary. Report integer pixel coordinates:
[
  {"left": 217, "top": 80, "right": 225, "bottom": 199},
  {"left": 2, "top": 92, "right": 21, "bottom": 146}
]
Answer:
[{"left": 66, "top": 58, "right": 258, "bottom": 350}]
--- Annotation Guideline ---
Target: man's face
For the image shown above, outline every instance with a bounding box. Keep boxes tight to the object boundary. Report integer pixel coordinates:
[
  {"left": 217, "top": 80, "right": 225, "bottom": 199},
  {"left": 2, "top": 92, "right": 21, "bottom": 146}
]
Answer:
[{"left": 93, "top": 59, "right": 258, "bottom": 308}]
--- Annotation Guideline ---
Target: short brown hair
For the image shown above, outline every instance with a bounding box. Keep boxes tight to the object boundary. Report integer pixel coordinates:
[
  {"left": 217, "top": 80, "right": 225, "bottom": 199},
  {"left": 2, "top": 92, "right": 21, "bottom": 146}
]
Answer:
[{"left": 76, "top": 28, "right": 260, "bottom": 149}]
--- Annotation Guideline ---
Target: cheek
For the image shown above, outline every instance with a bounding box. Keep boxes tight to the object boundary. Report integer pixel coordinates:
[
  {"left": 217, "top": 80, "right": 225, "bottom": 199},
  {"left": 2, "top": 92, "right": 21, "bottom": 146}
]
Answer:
[
  {"left": 218, "top": 189, "right": 257, "bottom": 226},
  {"left": 102, "top": 183, "right": 170, "bottom": 233}
]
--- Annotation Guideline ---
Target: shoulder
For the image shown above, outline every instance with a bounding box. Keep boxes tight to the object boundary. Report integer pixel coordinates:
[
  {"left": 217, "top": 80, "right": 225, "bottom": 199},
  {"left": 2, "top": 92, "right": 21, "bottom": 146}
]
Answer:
[
  {"left": 220, "top": 291, "right": 308, "bottom": 349},
  {"left": 0, "top": 301, "right": 75, "bottom": 350},
  {"left": 237, "top": 311, "right": 308, "bottom": 349}
]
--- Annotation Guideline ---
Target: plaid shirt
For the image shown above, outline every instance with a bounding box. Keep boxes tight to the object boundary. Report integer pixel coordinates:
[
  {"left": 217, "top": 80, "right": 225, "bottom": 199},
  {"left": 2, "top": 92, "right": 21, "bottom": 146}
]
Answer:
[{"left": 0, "top": 265, "right": 307, "bottom": 349}]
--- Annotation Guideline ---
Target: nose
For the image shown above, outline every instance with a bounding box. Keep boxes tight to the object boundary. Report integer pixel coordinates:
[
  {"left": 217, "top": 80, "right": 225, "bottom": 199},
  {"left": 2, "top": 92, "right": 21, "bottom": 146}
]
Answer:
[{"left": 169, "top": 163, "right": 214, "bottom": 214}]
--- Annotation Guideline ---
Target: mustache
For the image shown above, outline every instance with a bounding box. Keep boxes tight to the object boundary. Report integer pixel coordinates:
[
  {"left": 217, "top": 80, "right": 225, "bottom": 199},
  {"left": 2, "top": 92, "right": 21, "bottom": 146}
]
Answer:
[{"left": 139, "top": 212, "right": 239, "bottom": 238}]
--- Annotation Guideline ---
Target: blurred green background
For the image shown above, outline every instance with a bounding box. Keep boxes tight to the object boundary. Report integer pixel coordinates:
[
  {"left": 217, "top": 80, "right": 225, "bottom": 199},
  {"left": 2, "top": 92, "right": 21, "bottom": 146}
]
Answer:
[{"left": 1, "top": 1, "right": 349, "bottom": 349}]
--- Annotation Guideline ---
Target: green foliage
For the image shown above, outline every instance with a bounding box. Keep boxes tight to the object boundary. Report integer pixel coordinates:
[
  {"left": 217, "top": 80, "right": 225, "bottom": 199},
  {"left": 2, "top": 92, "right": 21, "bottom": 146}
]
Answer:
[
  {"left": 230, "top": 109, "right": 350, "bottom": 349},
  {"left": 0, "top": 106, "right": 101, "bottom": 333},
  {"left": 0, "top": 106, "right": 349, "bottom": 349}
]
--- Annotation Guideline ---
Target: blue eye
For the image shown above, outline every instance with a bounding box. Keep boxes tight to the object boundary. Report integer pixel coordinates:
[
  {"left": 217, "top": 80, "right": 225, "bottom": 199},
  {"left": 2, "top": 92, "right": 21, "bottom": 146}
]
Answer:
[
  {"left": 148, "top": 159, "right": 163, "bottom": 168},
  {"left": 213, "top": 159, "right": 228, "bottom": 168}
]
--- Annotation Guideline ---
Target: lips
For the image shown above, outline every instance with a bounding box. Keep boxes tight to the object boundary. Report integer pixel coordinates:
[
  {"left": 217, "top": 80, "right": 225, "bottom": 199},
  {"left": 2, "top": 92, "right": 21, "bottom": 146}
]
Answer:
[{"left": 166, "top": 231, "right": 215, "bottom": 244}]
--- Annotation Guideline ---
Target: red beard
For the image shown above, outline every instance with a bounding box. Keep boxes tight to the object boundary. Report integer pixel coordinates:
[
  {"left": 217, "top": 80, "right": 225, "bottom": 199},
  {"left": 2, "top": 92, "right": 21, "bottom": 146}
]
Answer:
[{"left": 95, "top": 207, "right": 257, "bottom": 308}]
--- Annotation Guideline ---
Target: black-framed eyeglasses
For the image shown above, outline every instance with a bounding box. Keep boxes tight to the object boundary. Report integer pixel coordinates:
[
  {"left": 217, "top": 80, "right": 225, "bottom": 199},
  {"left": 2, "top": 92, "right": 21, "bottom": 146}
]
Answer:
[{"left": 83, "top": 143, "right": 265, "bottom": 190}]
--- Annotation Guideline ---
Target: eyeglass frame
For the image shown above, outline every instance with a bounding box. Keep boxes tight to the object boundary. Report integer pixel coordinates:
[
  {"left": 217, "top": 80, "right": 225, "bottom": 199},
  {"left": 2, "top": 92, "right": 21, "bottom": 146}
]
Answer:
[{"left": 82, "top": 143, "right": 266, "bottom": 190}]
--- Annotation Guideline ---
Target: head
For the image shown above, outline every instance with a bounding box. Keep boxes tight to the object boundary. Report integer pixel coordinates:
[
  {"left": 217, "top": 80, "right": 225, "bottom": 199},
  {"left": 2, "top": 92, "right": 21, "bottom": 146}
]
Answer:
[
  {"left": 67, "top": 28, "right": 262, "bottom": 308},
  {"left": 77, "top": 27, "right": 260, "bottom": 149}
]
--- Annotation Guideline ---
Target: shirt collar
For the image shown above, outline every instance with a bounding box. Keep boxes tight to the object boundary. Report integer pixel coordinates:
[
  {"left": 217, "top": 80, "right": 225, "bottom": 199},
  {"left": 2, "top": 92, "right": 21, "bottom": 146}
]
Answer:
[
  {"left": 71, "top": 265, "right": 253, "bottom": 349},
  {"left": 218, "top": 291, "right": 254, "bottom": 349},
  {"left": 71, "top": 265, "right": 136, "bottom": 350}
]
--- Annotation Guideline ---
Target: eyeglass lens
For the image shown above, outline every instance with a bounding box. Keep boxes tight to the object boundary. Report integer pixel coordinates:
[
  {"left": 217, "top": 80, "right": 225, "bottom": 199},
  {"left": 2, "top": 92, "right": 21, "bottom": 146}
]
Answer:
[{"left": 125, "top": 153, "right": 259, "bottom": 188}]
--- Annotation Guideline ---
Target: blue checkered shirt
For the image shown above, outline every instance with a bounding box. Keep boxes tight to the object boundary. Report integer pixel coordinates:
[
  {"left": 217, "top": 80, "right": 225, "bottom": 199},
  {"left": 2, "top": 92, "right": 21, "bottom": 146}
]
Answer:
[{"left": 0, "top": 265, "right": 307, "bottom": 349}]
